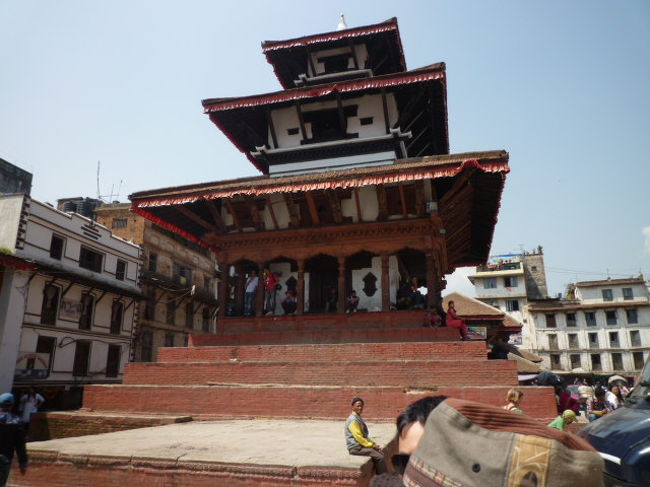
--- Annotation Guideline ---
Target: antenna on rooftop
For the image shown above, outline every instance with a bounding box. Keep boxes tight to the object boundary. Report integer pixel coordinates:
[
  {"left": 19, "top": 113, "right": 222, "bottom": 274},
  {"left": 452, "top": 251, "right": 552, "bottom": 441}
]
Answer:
[
  {"left": 96, "top": 160, "right": 122, "bottom": 203},
  {"left": 337, "top": 13, "right": 347, "bottom": 31}
]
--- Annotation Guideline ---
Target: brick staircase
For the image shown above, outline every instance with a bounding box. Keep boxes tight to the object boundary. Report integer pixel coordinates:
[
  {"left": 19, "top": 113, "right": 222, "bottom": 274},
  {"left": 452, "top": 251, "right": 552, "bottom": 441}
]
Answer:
[{"left": 24, "top": 319, "right": 557, "bottom": 487}]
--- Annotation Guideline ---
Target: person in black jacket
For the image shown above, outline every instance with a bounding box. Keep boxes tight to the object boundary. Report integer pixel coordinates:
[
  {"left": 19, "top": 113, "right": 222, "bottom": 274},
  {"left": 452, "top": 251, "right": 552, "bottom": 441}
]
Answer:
[{"left": 0, "top": 393, "right": 27, "bottom": 487}]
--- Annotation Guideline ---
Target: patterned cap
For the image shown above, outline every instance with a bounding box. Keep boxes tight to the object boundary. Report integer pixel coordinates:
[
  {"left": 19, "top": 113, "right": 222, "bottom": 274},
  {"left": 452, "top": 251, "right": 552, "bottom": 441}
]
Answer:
[{"left": 403, "top": 398, "right": 604, "bottom": 487}]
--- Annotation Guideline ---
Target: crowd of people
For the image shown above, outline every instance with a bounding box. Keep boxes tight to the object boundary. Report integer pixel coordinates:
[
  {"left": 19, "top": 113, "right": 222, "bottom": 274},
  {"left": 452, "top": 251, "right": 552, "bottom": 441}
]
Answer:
[{"left": 346, "top": 392, "right": 607, "bottom": 487}]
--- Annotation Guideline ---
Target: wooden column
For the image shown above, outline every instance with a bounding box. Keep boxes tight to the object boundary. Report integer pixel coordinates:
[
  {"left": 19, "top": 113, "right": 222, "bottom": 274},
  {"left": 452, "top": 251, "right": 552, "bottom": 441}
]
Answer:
[
  {"left": 217, "top": 262, "right": 229, "bottom": 321},
  {"left": 255, "top": 265, "right": 265, "bottom": 317},
  {"left": 297, "top": 259, "right": 305, "bottom": 315},
  {"left": 337, "top": 256, "right": 346, "bottom": 313},
  {"left": 381, "top": 253, "right": 391, "bottom": 312},
  {"left": 425, "top": 252, "right": 437, "bottom": 309}
]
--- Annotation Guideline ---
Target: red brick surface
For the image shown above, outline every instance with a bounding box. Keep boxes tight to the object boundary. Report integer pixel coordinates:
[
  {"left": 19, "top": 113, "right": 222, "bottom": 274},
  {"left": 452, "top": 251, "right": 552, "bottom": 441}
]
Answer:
[
  {"left": 83, "top": 384, "right": 558, "bottom": 420},
  {"left": 157, "top": 341, "right": 487, "bottom": 363},
  {"left": 190, "top": 327, "right": 460, "bottom": 346},
  {"left": 123, "top": 359, "right": 517, "bottom": 387}
]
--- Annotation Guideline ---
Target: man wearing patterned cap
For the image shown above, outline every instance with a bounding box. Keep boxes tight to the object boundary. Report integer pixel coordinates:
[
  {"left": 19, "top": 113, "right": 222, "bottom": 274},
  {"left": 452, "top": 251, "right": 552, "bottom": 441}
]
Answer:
[
  {"left": 345, "top": 397, "right": 387, "bottom": 474},
  {"left": 0, "top": 392, "right": 28, "bottom": 486}
]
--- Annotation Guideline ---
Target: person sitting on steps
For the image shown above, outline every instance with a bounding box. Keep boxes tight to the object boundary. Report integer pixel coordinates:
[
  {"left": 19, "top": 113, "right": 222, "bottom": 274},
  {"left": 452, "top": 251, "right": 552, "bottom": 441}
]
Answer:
[
  {"left": 346, "top": 290, "right": 360, "bottom": 313},
  {"left": 281, "top": 290, "right": 297, "bottom": 315}
]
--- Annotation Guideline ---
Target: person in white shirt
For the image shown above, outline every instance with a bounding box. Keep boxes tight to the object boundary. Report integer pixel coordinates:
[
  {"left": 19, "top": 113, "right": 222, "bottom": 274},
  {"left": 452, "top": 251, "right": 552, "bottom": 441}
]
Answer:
[
  {"left": 19, "top": 388, "right": 44, "bottom": 432},
  {"left": 244, "top": 270, "right": 259, "bottom": 316}
]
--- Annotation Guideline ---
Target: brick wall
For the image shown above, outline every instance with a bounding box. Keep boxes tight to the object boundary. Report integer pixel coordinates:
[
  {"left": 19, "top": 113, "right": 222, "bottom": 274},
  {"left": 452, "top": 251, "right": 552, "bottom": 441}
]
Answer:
[{"left": 158, "top": 341, "right": 486, "bottom": 363}]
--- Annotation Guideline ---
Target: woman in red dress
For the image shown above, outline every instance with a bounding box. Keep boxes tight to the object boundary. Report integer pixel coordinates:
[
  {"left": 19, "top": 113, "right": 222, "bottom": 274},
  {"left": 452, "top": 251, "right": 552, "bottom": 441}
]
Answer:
[{"left": 446, "top": 300, "right": 470, "bottom": 340}]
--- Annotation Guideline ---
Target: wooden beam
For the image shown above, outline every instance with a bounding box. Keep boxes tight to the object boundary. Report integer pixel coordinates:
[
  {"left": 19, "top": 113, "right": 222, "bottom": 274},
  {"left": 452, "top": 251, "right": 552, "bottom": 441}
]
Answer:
[
  {"left": 154, "top": 290, "right": 167, "bottom": 305},
  {"left": 406, "top": 126, "right": 428, "bottom": 152},
  {"left": 326, "top": 190, "right": 343, "bottom": 224},
  {"left": 295, "top": 101, "right": 308, "bottom": 141},
  {"left": 335, "top": 92, "right": 347, "bottom": 136},
  {"left": 205, "top": 199, "right": 226, "bottom": 233},
  {"left": 415, "top": 180, "right": 426, "bottom": 217},
  {"left": 246, "top": 196, "right": 264, "bottom": 231},
  {"left": 305, "top": 191, "right": 320, "bottom": 226},
  {"left": 381, "top": 89, "right": 390, "bottom": 134},
  {"left": 306, "top": 47, "right": 317, "bottom": 77},
  {"left": 224, "top": 199, "right": 243, "bottom": 232},
  {"left": 60, "top": 282, "right": 75, "bottom": 298},
  {"left": 376, "top": 186, "right": 388, "bottom": 221},
  {"left": 94, "top": 290, "right": 108, "bottom": 305},
  {"left": 403, "top": 109, "right": 425, "bottom": 134},
  {"left": 265, "top": 195, "right": 280, "bottom": 230},
  {"left": 353, "top": 188, "right": 363, "bottom": 222},
  {"left": 266, "top": 107, "right": 278, "bottom": 149},
  {"left": 398, "top": 184, "right": 408, "bottom": 218},
  {"left": 440, "top": 168, "right": 477, "bottom": 207},
  {"left": 416, "top": 142, "right": 433, "bottom": 157},
  {"left": 124, "top": 298, "right": 135, "bottom": 311},
  {"left": 284, "top": 193, "right": 301, "bottom": 228},
  {"left": 393, "top": 91, "right": 426, "bottom": 129},
  {"left": 176, "top": 205, "right": 218, "bottom": 233}
]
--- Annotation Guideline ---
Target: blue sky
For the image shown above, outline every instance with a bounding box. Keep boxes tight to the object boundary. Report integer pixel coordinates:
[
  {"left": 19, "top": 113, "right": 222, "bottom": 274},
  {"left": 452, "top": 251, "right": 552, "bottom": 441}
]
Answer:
[{"left": 1, "top": 0, "right": 649, "bottom": 297}]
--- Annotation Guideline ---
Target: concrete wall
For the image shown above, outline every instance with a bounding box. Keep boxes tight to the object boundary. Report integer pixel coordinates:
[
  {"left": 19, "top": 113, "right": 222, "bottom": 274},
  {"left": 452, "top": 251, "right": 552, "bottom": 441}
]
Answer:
[{"left": 0, "top": 194, "right": 24, "bottom": 251}]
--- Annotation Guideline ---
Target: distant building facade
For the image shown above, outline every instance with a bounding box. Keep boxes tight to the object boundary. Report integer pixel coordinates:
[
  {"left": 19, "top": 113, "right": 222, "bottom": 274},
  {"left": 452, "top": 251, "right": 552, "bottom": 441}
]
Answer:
[
  {"left": 0, "top": 158, "right": 32, "bottom": 195},
  {"left": 95, "top": 203, "right": 219, "bottom": 362},
  {"left": 0, "top": 194, "right": 142, "bottom": 406},
  {"left": 469, "top": 247, "right": 549, "bottom": 347},
  {"left": 528, "top": 277, "right": 650, "bottom": 375}
]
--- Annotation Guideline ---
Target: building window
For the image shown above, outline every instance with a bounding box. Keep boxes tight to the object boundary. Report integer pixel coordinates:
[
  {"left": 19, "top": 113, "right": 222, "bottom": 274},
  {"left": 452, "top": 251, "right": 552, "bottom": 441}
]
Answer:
[
  {"left": 566, "top": 313, "right": 577, "bottom": 327},
  {"left": 36, "top": 336, "right": 56, "bottom": 373},
  {"left": 545, "top": 314, "right": 556, "bottom": 328},
  {"left": 585, "top": 312, "right": 597, "bottom": 326},
  {"left": 116, "top": 260, "right": 126, "bottom": 281},
  {"left": 588, "top": 332, "right": 599, "bottom": 349},
  {"left": 483, "top": 278, "right": 497, "bottom": 289},
  {"left": 570, "top": 354, "right": 581, "bottom": 369},
  {"left": 606, "top": 310, "right": 617, "bottom": 325},
  {"left": 111, "top": 218, "right": 128, "bottom": 229},
  {"left": 626, "top": 309, "right": 638, "bottom": 324},
  {"left": 548, "top": 334, "right": 558, "bottom": 350},
  {"left": 166, "top": 298, "right": 176, "bottom": 325},
  {"left": 506, "top": 300, "right": 520, "bottom": 312},
  {"left": 110, "top": 300, "right": 124, "bottom": 334},
  {"left": 202, "top": 307, "right": 211, "bottom": 332},
  {"left": 72, "top": 340, "right": 91, "bottom": 376},
  {"left": 622, "top": 288, "right": 634, "bottom": 300},
  {"left": 550, "top": 354, "right": 561, "bottom": 369},
  {"left": 602, "top": 289, "right": 613, "bottom": 302},
  {"left": 204, "top": 276, "right": 211, "bottom": 294},
  {"left": 504, "top": 276, "right": 518, "bottom": 288},
  {"left": 609, "top": 331, "right": 619, "bottom": 348},
  {"left": 185, "top": 302, "right": 194, "bottom": 329},
  {"left": 633, "top": 352, "right": 645, "bottom": 370},
  {"left": 568, "top": 333, "right": 578, "bottom": 349},
  {"left": 164, "top": 333, "right": 175, "bottom": 348},
  {"left": 144, "top": 290, "right": 155, "bottom": 321},
  {"left": 105, "top": 344, "right": 121, "bottom": 378},
  {"left": 79, "top": 246, "right": 103, "bottom": 273},
  {"left": 50, "top": 235, "right": 65, "bottom": 260},
  {"left": 79, "top": 293, "right": 95, "bottom": 330},
  {"left": 141, "top": 331, "right": 153, "bottom": 362},
  {"left": 173, "top": 263, "right": 192, "bottom": 286},
  {"left": 630, "top": 330, "right": 641, "bottom": 347},
  {"left": 591, "top": 353, "right": 602, "bottom": 371},
  {"left": 41, "top": 284, "right": 61, "bottom": 326},
  {"left": 148, "top": 253, "right": 158, "bottom": 272},
  {"left": 611, "top": 352, "right": 623, "bottom": 371}
]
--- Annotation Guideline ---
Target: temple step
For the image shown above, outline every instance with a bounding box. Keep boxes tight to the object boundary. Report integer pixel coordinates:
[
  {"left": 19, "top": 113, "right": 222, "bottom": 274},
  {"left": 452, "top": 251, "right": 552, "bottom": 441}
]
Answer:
[
  {"left": 190, "top": 327, "right": 460, "bottom": 346},
  {"left": 123, "top": 359, "right": 517, "bottom": 387},
  {"left": 157, "top": 340, "right": 486, "bottom": 363},
  {"left": 82, "top": 384, "right": 557, "bottom": 420}
]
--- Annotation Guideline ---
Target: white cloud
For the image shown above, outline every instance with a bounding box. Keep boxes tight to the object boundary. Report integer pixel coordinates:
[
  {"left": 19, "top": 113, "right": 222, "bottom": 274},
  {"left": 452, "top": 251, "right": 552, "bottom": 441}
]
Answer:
[{"left": 644, "top": 226, "right": 650, "bottom": 253}]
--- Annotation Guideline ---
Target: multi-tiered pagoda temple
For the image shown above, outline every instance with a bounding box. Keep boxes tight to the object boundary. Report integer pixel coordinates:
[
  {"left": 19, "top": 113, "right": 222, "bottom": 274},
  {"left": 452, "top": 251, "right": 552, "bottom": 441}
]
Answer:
[{"left": 130, "top": 17, "right": 509, "bottom": 329}]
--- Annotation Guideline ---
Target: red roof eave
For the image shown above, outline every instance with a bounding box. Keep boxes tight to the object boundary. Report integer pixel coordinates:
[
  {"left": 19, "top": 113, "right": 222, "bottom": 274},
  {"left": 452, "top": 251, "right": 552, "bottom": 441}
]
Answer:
[
  {"left": 0, "top": 253, "right": 37, "bottom": 271},
  {"left": 202, "top": 66, "right": 445, "bottom": 113},
  {"left": 132, "top": 158, "right": 509, "bottom": 209}
]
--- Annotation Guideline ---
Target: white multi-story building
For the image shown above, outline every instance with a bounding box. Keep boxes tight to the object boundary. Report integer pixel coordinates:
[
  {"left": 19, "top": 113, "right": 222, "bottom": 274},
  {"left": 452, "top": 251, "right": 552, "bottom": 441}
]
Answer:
[
  {"left": 528, "top": 277, "right": 650, "bottom": 374},
  {"left": 0, "top": 194, "right": 142, "bottom": 405},
  {"left": 469, "top": 248, "right": 548, "bottom": 348}
]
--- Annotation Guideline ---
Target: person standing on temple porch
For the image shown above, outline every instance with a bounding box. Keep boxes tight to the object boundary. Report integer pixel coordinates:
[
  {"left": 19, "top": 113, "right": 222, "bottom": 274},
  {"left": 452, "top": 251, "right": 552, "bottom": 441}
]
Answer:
[
  {"left": 244, "top": 270, "right": 259, "bottom": 316},
  {"left": 263, "top": 267, "right": 278, "bottom": 315}
]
